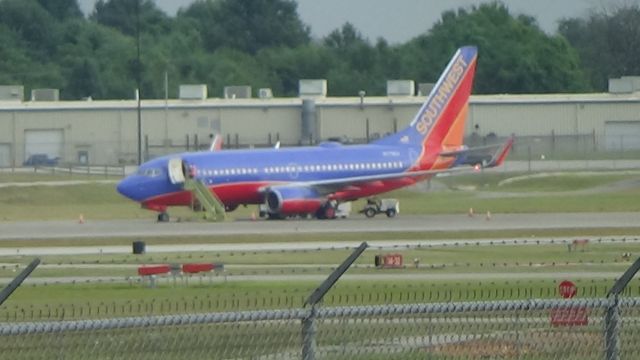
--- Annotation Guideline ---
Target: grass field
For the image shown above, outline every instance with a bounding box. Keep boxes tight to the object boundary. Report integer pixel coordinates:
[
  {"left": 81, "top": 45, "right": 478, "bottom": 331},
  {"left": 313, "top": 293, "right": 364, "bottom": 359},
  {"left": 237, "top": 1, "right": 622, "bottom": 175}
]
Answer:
[
  {"left": 0, "top": 241, "right": 636, "bottom": 272},
  {"left": 1, "top": 171, "right": 640, "bottom": 322},
  {"left": 1, "top": 171, "right": 640, "bottom": 221},
  {"left": 2, "top": 277, "right": 636, "bottom": 322},
  {"left": 1, "top": 239, "right": 639, "bottom": 320}
]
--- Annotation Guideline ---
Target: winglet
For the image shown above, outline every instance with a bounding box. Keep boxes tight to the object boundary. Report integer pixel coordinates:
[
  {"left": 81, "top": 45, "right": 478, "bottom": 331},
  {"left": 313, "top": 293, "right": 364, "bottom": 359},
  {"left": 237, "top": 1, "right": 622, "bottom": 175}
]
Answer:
[
  {"left": 209, "top": 134, "right": 223, "bottom": 151},
  {"left": 485, "top": 136, "right": 514, "bottom": 168}
]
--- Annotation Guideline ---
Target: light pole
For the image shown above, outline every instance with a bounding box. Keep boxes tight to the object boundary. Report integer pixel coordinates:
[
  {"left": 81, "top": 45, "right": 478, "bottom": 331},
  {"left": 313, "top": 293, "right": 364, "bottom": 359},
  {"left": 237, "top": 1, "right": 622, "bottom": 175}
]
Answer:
[{"left": 136, "top": 0, "right": 143, "bottom": 165}]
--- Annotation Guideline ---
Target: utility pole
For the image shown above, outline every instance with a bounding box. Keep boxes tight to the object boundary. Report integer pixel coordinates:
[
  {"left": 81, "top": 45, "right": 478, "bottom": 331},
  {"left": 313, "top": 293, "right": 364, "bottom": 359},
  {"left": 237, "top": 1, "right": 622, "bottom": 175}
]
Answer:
[{"left": 136, "top": 0, "right": 143, "bottom": 165}]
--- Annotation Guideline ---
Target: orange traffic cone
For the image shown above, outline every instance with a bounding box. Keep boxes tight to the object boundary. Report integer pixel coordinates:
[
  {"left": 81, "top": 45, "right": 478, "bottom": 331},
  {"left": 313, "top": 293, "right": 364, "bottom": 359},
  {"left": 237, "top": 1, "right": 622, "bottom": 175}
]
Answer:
[
  {"left": 485, "top": 211, "right": 491, "bottom": 221},
  {"left": 78, "top": 214, "right": 85, "bottom": 224},
  {"left": 468, "top": 208, "right": 474, "bottom": 217}
]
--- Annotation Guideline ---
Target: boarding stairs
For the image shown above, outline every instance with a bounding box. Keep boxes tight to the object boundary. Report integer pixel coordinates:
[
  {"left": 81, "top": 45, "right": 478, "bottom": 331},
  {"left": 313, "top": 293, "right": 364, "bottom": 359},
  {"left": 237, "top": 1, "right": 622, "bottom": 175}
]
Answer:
[{"left": 183, "top": 178, "right": 226, "bottom": 222}]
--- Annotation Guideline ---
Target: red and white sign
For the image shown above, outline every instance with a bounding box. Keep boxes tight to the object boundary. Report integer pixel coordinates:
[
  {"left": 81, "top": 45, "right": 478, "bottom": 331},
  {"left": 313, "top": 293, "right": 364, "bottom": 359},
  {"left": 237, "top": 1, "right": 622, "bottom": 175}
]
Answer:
[
  {"left": 550, "top": 307, "right": 589, "bottom": 326},
  {"left": 551, "top": 280, "right": 588, "bottom": 326},
  {"left": 383, "top": 254, "right": 403, "bottom": 268},
  {"left": 559, "top": 280, "right": 577, "bottom": 299}
]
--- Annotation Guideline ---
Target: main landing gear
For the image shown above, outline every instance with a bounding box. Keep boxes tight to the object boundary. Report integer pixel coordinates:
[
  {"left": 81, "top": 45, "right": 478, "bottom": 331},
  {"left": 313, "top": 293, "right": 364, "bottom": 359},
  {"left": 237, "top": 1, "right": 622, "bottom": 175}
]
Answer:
[
  {"left": 316, "top": 202, "right": 337, "bottom": 220},
  {"left": 157, "top": 212, "right": 170, "bottom": 222}
]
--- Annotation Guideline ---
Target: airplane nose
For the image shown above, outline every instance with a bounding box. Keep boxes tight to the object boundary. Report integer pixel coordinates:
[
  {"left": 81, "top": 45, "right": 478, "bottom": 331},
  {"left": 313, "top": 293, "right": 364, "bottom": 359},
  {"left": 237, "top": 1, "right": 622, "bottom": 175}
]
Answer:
[{"left": 117, "top": 178, "right": 136, "bottom": 200}]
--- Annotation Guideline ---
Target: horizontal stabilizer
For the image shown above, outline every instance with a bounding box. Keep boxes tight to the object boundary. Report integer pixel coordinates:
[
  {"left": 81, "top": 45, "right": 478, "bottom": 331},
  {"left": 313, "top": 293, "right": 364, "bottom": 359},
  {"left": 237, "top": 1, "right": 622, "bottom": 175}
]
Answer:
[
  {"left": 484, "top": 136, "right": 514, "bottom": 168},
  {"left": 440, "top": 138, "right": 514, "bottom": 168}
]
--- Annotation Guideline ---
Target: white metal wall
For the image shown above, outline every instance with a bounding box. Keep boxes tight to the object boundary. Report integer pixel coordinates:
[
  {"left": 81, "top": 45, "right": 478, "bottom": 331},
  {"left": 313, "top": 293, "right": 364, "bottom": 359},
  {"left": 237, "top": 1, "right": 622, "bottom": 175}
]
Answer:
[
  {"left": 0, "top": 94, "right": 639, "bottom": 166},
  {"left": 24, "top": 129, "right": 63, "bottom": 161},
  {"left": 0, "top": 144, "right": 10, "bottom": 167},
  {"left": 605, "top": 121, "right": 640, "bottom": 150},
  {"left": 316, "top": 99, "right": 416, "bottom": 141}
]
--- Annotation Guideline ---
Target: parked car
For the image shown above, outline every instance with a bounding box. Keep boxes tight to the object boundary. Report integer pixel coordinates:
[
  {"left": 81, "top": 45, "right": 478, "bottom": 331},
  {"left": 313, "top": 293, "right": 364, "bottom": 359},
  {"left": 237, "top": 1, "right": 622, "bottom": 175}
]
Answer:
[{"left": 23, "top": 154, "right": 59, "bottom": 166}]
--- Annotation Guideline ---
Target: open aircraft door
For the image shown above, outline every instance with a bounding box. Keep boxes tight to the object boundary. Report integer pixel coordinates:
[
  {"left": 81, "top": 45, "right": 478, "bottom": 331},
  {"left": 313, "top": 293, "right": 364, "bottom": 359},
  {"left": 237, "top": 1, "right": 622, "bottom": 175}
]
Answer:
[{"left": 168, "top": 158, "right": 185, "bottom": 185}]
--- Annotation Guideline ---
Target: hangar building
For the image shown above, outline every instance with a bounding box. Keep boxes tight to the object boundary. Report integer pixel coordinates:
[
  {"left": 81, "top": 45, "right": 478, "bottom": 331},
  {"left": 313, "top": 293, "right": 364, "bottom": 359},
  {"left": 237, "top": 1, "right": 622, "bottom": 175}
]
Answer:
[{"left": 0, "top": 83, "right": 639, "bottom": 167}]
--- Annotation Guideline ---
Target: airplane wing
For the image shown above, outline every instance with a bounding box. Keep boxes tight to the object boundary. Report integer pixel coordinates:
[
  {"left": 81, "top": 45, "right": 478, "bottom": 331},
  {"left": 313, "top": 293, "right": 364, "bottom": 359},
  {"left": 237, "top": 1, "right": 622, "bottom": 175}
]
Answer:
[
  {"left": 265, "top": 166, "right": 472, "bottom": 197},
  {"left": 261, "top": 136, "right": 514, "bottom": 197}
]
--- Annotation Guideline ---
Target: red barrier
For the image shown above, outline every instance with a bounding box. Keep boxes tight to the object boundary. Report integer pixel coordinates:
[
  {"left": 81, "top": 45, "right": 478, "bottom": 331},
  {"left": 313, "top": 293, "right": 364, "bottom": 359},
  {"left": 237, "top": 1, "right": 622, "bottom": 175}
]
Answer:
[
  {"left": 182, "top": 263, "right": 215, "bottom": 274},
  {"left": 138, "top": 265, "right": 171, "bottom": 276}
]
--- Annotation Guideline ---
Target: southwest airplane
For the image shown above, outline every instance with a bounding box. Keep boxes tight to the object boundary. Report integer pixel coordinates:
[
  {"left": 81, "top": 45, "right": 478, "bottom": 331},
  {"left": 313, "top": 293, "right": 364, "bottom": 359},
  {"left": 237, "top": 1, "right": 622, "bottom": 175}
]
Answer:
[{"left": 117, "top": 46, "right": 513, "bottom": 221}]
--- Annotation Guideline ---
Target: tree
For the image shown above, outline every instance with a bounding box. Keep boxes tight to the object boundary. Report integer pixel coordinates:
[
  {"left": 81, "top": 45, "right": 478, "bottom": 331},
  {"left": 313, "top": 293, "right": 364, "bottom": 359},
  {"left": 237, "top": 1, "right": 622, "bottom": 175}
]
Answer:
[
  {"left": 53, "top": 19, "right": 135, "bottom": 99},
  {"left": 559, "top": 3, "right": 640, "bottom": 91},
  {"left": 322, "top": 23, "right": 375, "bottom": 95},
  {"left": 202, "top": 48, "right": 272, "bottom": 97},
  {"left": 36, "top": 0, "right": 83, "bottom": 21},
  {"left": 401, "top": 3, "right": 589, "bottom": 94},
  {"left": 180, "top": 0, "right": 310, "bottom": 54},
  {"left": 259, "top": 45, "right": 335, "bottom": 96},
  {"left": 324, "top": 23, "right": 364, "bottom": 50},
  {"left": 0, "top": 24, "right": 37, "bottom": 85},
  {"left": 91, "top": 0, "right": 171, "bottom": 37},
  {"left": 0, "top": 0, "right": 59, "bottom": 56},
  {"left": 0, "top": 0, "right": 600, "bottom": 100},
  {"left": 66, "top": 58, "right": 103, "bottom": 99}
]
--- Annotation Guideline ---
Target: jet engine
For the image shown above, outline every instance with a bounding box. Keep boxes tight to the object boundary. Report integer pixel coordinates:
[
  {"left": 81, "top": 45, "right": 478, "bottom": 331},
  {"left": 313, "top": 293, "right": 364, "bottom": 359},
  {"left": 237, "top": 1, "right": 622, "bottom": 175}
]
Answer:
[{"left": 265, "top": 187, "right": 323, "bottom": 216}]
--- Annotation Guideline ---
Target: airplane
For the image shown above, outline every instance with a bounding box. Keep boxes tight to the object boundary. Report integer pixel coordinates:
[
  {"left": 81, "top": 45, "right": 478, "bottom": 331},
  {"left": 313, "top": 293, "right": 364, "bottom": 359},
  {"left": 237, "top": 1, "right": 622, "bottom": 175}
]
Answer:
[{"left": 117, "top": 46, "right": 514, "bottom": 222}]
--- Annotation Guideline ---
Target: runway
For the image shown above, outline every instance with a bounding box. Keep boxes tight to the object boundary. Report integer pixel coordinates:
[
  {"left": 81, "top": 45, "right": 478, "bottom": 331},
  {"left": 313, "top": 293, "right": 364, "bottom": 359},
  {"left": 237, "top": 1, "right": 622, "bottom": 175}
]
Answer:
[
  {"left": 0, "top": 212, "right": 638, "bottom": 240},
  {"left": 0, "top": 236, "right": 636, "bottom": 256}
]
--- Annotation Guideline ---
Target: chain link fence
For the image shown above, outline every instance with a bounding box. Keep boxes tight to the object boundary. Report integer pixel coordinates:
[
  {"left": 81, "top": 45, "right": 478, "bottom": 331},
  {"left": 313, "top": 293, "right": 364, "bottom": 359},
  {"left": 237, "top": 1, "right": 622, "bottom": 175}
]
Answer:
[
  {"left": 3, "top": 132, "right": 640, "bottom": 170},
  {"left": 0, "top": 297, "right": 637, "bottom": 359}
]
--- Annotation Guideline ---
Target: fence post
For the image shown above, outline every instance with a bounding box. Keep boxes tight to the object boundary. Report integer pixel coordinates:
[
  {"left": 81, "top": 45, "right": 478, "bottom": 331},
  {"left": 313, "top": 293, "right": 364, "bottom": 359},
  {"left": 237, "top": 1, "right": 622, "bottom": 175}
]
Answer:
[
  {"left": 302, "top": 306, "right": 317, "bottom": 360},
  {"left": 302, "top": 242, "right": 367, "bottom": 359},
  {"left": 144, "top": 135, "right": 149, "bottom": 161},
  {"left": 605, "top": 257, "right": 640, "bottom": 360},
  {"left": 365, "top": 118, "right": 370, "bottom": 143},
  {"left": 0, "top": 258, "right": 40, "bottom": 306},
  {"left": 605, "top": 295, "right": 620, "bottom": 360}
]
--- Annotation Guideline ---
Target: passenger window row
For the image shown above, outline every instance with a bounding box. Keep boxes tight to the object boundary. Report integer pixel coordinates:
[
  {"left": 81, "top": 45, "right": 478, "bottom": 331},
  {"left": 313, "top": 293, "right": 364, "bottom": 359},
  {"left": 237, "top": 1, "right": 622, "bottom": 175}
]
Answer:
[{"left": 195, "top": 161, "right": 404, "bottom": 177}]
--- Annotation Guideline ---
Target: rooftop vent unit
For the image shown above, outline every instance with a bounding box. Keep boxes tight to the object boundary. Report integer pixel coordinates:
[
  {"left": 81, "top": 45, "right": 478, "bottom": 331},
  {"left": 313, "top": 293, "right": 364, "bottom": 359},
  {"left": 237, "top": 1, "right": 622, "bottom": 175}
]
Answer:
[
  {"left": 608, "top": 76, "right": 640, "bottom": 94},
  {"left": 31, "top": 88, "right": 59, "bottom": 101},
  {"left": 224, "top": 86, "right": 252, "bottom": 99},
  {"left": 387, "top": 80, "right": 415, "bottom": 96},
  {"left": 258, "top": 88, "right": 273, "bottom": 99},
  {"left": 179, "top": 84, "right": 207, "bottom": 100},
  {"left": 299, "top": 79, "right": 327, "bottom": 97},
  {"left": 417, "top": 83, "right": 435, "bottom": 96},
  {"left": 0, "top": 85, "right": 24, "bottom": 101}
]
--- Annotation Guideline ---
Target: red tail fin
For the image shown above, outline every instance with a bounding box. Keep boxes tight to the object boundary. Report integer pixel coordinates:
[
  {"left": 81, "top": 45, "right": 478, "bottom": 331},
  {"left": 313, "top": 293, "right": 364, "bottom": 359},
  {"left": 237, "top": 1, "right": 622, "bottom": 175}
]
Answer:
[{"left": 373, "top": 46, "right": 478, "bottom": 152}]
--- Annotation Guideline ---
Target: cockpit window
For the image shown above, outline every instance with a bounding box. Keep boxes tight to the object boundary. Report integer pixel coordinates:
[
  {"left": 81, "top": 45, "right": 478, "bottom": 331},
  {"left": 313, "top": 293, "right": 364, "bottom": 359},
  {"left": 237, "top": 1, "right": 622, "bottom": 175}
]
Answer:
[{"left": 136, "top": 168, "right": 162, "bottom": 177}]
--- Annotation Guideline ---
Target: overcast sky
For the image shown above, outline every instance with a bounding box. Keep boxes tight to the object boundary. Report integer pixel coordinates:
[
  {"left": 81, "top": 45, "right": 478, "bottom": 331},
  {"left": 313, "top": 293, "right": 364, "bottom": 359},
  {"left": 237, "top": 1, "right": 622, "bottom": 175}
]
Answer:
[{"left": 78, "top": 0, "right": 603, "bottom": 43}]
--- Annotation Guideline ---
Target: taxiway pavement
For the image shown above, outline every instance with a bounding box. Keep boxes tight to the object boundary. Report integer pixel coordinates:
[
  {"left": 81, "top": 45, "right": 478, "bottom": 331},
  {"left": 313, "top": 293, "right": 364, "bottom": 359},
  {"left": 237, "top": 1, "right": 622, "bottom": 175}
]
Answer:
[{"left": 0, "top": 212, "right": 638, "bottom": 240}]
